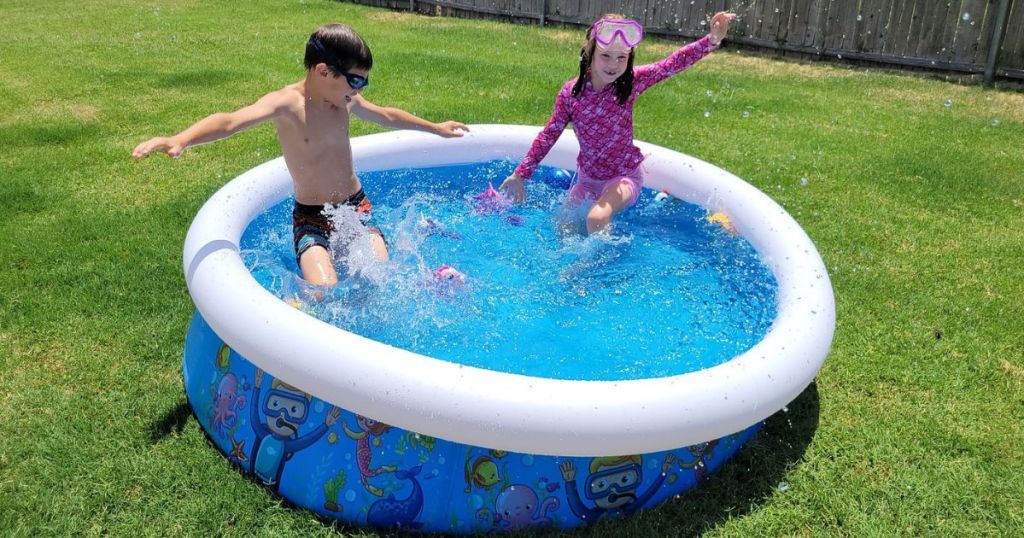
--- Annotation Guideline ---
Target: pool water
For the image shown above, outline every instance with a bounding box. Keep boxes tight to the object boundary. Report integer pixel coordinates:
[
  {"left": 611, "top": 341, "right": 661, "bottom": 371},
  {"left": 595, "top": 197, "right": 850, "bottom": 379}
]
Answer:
[{"left": 240, "top": 160, "right": 777, "bottom": 381}]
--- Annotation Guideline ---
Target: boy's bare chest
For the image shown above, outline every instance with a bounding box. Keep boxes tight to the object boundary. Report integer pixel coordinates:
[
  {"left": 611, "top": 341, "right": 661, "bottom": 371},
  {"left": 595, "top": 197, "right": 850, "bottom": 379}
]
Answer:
[{"left": 281, "top": 106, "right": 351, "bottom": 154}]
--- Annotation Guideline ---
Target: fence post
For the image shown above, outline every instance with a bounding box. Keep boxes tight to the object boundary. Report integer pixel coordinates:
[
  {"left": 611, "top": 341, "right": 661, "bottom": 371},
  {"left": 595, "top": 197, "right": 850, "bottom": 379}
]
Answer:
[
  {"left": 540, "top": 0, "right": 546, "bottom": 26},
  {"left": 984, "top": 0, "right": 1012, "bottom": 86},
  {"left": 409, "top": 0, "right": 415, "bottom": 13}
]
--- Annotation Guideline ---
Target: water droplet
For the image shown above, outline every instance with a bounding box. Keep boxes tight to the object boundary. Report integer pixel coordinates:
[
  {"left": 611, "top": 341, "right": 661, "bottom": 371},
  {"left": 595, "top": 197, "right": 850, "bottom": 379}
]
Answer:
[
  {"left": 742, "top": 111, "right": 750, "bottom": 118},
  {"left": 944, "top": 99, "right": 953, "bottom": 108},
  {"left": 706, "top": 89, "right": 713, "bottom": 97},
  {"left": 778, "top": 482, "right": 789, "bottom": 492},
  {"left": 856, "top": 14, "right": 862, "bottom": 21},
  {"left": 800, "top": 177, "right": 808, "bottom": 186},
  {"left": 837, "top": 54, "right": 842, "bottom": 59},
  {"left": 704, "top": 111, "right": 711, "bottom": 118},
  {"left": 962, "top": 12, "right": 971, "bottom": 22},
  {"left": 992, "top": 119, "right": 1001, "bottom": 127}
]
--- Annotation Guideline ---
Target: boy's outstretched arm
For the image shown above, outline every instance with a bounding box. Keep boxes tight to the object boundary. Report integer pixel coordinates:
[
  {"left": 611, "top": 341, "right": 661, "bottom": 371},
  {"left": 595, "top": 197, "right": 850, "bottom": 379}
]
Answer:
[
  {"left": 350, "top": 95, "right": 468, "bottom": 138},
  {"left": 132, "top": 91, "right": 290, "bottom": 159}
]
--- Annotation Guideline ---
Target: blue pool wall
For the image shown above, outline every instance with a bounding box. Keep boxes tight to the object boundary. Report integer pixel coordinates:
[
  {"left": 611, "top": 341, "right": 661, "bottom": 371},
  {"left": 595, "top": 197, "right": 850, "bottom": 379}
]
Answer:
[{"left": 185, "top": 312, "right": 762, "bottom": 533}]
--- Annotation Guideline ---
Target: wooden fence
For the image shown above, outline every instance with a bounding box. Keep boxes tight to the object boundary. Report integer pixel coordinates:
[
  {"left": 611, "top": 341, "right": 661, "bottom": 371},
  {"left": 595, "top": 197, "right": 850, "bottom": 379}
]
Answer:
[{"left": 347, "top": 0, "right": 1024, "bottom": 82}]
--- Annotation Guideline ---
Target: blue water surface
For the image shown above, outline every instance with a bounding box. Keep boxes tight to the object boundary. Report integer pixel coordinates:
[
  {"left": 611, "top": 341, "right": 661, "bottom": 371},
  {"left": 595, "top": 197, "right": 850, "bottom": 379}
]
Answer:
[{"left": 239, "top": 160, "right": 777, "bottom": 381}]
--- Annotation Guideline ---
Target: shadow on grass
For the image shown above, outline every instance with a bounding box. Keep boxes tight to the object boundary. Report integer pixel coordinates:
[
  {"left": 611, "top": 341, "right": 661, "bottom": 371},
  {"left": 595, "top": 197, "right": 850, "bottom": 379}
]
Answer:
[
  {"left": 149, "top": 400, "right": 192, "bottom": 443},
  {"left": 643, "top": 381, "right": 822, "bottom": 536},
  {"left": 502, "top": 382, "right": 822, "bottom": 538}
]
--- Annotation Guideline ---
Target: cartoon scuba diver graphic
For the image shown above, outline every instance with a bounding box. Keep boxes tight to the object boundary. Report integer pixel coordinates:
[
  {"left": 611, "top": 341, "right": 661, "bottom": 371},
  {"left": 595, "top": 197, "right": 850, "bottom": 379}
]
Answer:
[
  {"left": 680, "top": 439, "right": 719, "bottom": 482},
  {"left": 249, "top": 368, "right": 339, "bottom": 491},
  {"left": 560, "top": 453, "right": 675, "bottom": 523}
]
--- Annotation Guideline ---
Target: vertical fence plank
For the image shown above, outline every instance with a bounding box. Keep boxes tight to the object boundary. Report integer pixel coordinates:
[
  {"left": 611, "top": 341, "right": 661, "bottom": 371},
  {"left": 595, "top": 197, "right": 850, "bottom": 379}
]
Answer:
[
  {"left": 894, "top": 0, "right": 923, "bottom": 59},
  {"left": 803, "top": 0, "right": 830, "bottom": 49},
  {"left": 786, "top": 0, "right": 809, "bottom": 47},
  {"left": 951, "top": 0, "right": 991, "bottom": 65},
  {"left": 937, "top": 0, "right": 965, "bottom": 63},
  {"left": 867, "top": 0, "right": 890, "bottom": 54},
  {"left": 749, "top": 0, "right": 775, "bottom": 41},
  {"left": 1006, "top": 0, "right": 1024, "bottom": 71},
  {"left": 880, "top": 0, "right": 908, "bottom": 56},
  {"left": 822, "top": 0, "right": 853, "bottom": 52},
  {"left": 760, "top": 0, "right": 782, "bottom": 42},
  {"left": 733, "top": 0, "right": 759, "bottom": 41},
  {"left": 914, "top": 0, "right": 948, "bottom": 60}
]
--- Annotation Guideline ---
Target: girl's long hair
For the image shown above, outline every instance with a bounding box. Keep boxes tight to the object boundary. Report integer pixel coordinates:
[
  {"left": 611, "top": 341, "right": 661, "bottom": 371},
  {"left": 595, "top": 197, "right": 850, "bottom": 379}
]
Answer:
[{"left": 571, "top": 14, "right": 637, "bottom": 105}]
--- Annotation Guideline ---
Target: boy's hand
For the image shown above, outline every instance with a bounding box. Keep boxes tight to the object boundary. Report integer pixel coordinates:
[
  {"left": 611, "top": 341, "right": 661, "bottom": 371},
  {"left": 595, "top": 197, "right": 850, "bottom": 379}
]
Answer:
[
  {"left": 709, "top": 12, "right": 736, "bottom": 45},
  {"left": 434, "top": 121, "right": 469, "bottom": 138},
  {"left": 498, "top": 174, "right": 527, "bottom": 204},
  {"left": 133, "top": 136, "right": 186, "bottom": 159}
]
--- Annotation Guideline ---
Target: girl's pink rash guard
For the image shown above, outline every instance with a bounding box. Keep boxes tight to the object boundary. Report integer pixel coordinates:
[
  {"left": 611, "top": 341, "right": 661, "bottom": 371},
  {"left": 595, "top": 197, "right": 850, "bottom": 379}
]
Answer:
[{"left": 514, "top": 36, "right": 718, "bottom": 181}]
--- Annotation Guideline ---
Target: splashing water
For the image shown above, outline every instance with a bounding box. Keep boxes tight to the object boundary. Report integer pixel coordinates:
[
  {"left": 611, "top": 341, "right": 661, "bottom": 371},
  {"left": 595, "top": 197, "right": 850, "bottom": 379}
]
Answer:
[{"left": 239, "top": 161, "right": 778, "bottom": 381}]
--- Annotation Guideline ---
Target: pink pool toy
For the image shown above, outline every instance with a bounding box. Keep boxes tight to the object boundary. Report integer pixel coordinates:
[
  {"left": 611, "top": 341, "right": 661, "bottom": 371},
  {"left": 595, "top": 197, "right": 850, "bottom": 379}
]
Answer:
[
  {"left": 432, "top": 264, "right": 466, "bottom": 283},
  {"left": 470, "top": 183, "right": 512, "bottom": 215}
]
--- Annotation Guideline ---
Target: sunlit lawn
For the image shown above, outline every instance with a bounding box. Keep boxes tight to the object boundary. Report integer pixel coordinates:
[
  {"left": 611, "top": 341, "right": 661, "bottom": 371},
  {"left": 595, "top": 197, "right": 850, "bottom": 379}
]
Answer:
[{"left": 1, "top": 0, "right": 1022, "bottom": 535}]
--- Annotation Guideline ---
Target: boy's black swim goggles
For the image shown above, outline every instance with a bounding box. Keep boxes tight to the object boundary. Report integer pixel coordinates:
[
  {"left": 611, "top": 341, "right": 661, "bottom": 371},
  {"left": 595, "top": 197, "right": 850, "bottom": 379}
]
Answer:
[{"left": 309, "top": 37, "right": 369, "bottom": 90}]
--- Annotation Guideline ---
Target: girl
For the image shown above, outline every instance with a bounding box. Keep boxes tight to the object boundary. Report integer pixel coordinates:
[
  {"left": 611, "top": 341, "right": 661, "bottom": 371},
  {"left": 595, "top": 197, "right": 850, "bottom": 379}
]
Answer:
[{"left": 500, "top": 12, "right": 736, "bottom": 234}]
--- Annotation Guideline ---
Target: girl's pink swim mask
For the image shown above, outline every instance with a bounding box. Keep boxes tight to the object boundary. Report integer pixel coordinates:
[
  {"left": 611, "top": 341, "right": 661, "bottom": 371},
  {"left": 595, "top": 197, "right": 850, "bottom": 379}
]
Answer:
[{"left": 591, "top": 19, "right": 644, "bottom": 48}]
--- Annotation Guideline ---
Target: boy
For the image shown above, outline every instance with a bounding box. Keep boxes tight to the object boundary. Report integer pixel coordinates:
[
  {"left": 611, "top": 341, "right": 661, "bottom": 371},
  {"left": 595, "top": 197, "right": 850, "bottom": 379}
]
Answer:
[{"left": 133, "top": 23, "right": 468, "bottom": 287}]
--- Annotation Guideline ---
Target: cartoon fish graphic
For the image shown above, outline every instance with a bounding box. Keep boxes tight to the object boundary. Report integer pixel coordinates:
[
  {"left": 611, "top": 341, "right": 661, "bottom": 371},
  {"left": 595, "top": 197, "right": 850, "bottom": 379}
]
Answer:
[{"left": 465, "top": 456, "right": 501, "bottom": 492}]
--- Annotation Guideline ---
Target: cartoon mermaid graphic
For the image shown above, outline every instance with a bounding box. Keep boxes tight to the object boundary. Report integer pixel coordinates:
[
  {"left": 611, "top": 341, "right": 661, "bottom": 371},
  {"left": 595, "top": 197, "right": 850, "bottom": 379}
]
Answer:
[{"left": 343, "top": 414, "right": 397, "bottom": 496}]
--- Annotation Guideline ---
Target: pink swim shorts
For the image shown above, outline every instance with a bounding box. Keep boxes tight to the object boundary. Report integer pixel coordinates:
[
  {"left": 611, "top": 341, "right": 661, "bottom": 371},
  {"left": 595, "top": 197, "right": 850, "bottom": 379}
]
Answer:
[{"left": 567, "top": 166, "right": 645, "bottom": 208}]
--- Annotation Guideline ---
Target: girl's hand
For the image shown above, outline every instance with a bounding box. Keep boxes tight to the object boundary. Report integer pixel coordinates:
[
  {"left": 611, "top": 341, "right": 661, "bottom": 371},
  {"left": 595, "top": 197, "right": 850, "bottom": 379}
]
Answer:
[
  {"left": 132, "top": 136, "right": 185, "bottom": 159},
  {"left": 499, "top": 174, "right": 527, "bottom": 203},
  {"left": 709, "top": 12, "right": 736, "bottom": 45}
]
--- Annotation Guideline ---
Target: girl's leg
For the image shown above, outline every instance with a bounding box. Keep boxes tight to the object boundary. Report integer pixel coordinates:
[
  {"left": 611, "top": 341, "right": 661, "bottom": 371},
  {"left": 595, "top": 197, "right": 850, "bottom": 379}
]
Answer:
[{"left": 586, "top": 180, "right": 635, "bottom": 234}]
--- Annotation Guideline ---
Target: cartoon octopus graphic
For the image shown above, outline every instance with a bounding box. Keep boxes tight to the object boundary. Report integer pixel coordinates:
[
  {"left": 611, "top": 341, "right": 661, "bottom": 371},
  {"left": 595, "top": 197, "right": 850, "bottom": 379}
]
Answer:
[
  {"left": 208, "top": 372, "right": 246, "bottom": 438},
  {"left": 343, "top": 414, "right": 397, "bottom": 496},
  {"left": 487, "top": 483, "right": 559, "bottom": 530}
]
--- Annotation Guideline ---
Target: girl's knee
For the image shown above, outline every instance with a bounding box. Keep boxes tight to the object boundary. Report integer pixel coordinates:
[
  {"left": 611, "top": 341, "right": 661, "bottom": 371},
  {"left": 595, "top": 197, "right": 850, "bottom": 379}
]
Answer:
[
  {"left": 586, "top": 206, "right": 612, "bottom": 233},
  {"left": 587, "top": 203, "right": 611, "bottom": 221}
]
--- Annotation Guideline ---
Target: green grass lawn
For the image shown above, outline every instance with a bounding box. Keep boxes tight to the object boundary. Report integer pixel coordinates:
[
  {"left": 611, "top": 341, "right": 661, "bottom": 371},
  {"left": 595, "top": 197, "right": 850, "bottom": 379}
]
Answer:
[{"left": 1, "top": 0, "right": 1022, "bottom": 535}]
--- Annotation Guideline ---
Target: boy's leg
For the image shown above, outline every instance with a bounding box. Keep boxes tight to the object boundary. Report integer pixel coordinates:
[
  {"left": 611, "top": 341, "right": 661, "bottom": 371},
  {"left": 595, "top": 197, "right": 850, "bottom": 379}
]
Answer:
[
  {"left": 298, "top": 245, "right": 339, "bottom": 287},
  {"left": 368, "top": 232, "right": 389, "bottom": 262},
  {"left": 586, "top": 181, "right": 634, "bottom": 234}
]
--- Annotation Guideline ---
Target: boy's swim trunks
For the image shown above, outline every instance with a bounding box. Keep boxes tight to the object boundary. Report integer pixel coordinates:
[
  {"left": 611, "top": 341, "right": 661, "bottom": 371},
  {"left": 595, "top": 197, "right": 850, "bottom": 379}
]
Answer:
[{"left": 292, "top": 188, "right": 384, "bottom": 264}]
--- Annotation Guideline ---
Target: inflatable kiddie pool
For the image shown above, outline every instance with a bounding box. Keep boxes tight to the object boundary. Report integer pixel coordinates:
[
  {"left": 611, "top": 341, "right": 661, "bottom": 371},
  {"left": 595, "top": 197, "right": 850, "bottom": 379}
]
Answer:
[{"left": 182, "top": 125, "right": 834, "bottom": 532}]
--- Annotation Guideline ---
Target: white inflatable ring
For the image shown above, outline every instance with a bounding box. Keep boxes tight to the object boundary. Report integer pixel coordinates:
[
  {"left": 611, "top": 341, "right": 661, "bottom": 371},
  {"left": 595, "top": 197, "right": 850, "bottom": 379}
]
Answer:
[{"left": 182, "top": 124, "right": 835, "bottom": 457}]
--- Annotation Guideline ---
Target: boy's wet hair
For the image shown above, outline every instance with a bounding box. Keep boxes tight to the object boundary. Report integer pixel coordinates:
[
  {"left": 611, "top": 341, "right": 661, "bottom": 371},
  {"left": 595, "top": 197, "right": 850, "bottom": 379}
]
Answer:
[
  {"left": 304, "top": 23, "right": 373, "bottom": 75},
  {"left": 571, "top": 14, "right": 636, "bottom": 105}
]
